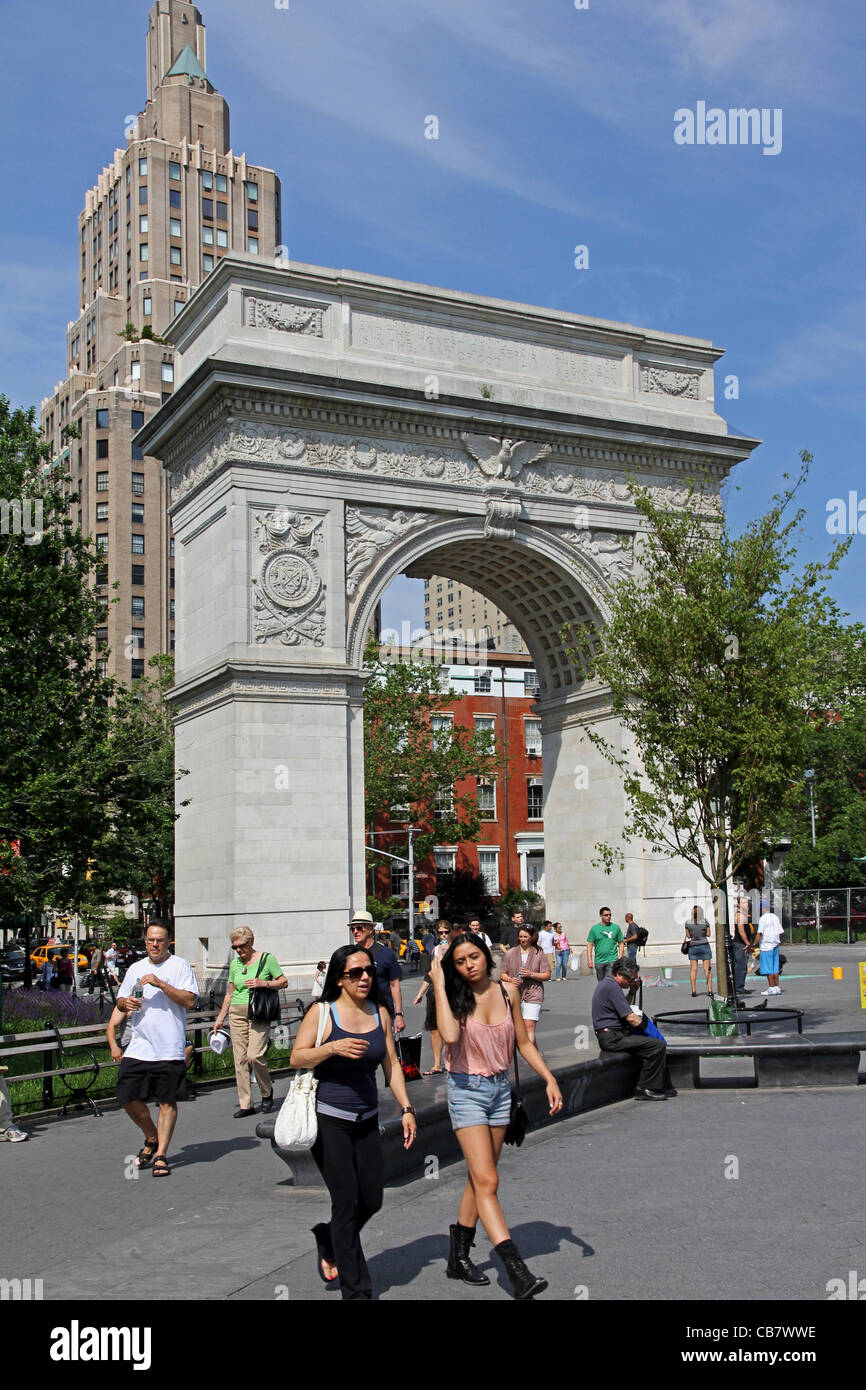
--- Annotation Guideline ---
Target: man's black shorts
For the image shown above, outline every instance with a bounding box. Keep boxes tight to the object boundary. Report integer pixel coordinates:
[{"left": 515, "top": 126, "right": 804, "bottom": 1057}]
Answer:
[{"left": 116, "top": 1057, "right": 189, "bottom": 1105}]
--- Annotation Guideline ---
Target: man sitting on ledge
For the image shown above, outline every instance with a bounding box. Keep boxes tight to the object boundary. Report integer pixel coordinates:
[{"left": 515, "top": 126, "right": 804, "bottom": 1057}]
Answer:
[{"left": 592, "top": 958, "right": 675, "bottom": 1101}]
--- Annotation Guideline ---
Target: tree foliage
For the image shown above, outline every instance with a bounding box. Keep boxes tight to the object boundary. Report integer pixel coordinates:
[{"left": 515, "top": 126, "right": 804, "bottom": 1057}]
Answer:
[
  {"left": 568, "top": 454, "right": 858, "bottom": 991},
  {"left": 0, "top": 398, "right": 116, "bottom": 926},
  {"left": 362, "top": 634, "right": 502, "bottom": 866}
]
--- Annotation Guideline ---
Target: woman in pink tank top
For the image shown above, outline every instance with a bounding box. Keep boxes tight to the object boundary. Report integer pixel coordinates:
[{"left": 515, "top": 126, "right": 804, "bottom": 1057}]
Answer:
[{"left": 430, "top": 932, "right": 562, "bottom": 1301}]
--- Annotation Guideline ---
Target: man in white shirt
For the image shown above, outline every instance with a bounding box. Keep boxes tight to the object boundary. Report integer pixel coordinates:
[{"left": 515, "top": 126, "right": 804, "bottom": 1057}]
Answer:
[
  {"left": 755, "top": 908, "right": 784, "bottom": 996},
  {"left": 537, "top": 921, "right": 556, "bottom": 977},
  {"left": 106, "top": 921, "right": 197, "bottom": 1176},
  {"left": 467, "top": 918, "right": 493, "bottom": 949}
]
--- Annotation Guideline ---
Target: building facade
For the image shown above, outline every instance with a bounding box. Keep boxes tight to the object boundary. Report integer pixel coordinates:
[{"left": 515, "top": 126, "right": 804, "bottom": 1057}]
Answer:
[
  {"left": 423, "top": 575, "right": 528, "bottom": 655},
  {"left": 40, "top": 0, "right": 281, "bottom": 681},
  {"left": 370, "top": 653, "right": 545, "bottom": 914}
]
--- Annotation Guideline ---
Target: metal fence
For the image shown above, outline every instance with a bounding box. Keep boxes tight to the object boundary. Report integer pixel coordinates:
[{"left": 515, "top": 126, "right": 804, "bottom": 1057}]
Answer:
[{"left": 734, "top": 886, "right": 866, "bottom": 945}]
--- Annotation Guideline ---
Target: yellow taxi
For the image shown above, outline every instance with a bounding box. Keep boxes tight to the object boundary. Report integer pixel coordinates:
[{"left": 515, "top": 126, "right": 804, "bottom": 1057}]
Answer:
[{"left": 30, "top": 944, "right": 88, "bottom": 973}]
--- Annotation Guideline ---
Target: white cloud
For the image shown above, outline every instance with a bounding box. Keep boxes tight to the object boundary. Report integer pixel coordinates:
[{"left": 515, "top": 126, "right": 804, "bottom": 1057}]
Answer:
[{"left": 753, "top": 298, "right": 866, "bottom": 399}]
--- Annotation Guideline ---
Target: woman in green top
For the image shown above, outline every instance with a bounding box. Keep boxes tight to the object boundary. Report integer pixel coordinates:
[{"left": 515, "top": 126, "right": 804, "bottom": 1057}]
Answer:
[{"left": 212, "top": 927, "right": 287, "bottom": 1117}]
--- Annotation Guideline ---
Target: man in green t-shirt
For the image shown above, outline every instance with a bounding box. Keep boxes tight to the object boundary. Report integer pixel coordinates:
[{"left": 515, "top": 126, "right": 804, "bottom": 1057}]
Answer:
[{"left": 587, "top": 907, "right": 624, "bottom": 982}]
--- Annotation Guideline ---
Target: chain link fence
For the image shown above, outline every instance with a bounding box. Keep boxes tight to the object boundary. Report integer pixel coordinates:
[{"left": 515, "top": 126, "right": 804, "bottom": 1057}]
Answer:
[{"left": 734, "top": 887, "right": 866, "bottom": 945}]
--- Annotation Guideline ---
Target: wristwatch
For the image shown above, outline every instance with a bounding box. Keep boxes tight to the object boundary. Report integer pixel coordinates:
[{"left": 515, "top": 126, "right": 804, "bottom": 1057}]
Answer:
[{"left": 401, "top": 1105, "right": 416, "bottom": 1116}]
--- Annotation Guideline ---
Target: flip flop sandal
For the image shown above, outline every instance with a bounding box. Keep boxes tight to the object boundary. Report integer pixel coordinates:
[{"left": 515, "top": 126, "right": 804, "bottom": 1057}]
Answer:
[
  {"left": 152, "top": 1154, "right": 171, "bottom": 1177},
  {"left": 423, "top": 1067, "right": 444, "bottom": 1075},
  {"left": 312, "top": 1224, "right": 338, "bottom": 1285},
  {"left": 135, "top": 1140, "right": 159, "bottom": 1168}
]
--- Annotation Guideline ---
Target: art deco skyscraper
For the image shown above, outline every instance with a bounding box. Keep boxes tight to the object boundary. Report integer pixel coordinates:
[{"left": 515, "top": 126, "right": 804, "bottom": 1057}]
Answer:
[{"left": 41, "top": 1, "right": 281, "bottom": 680}]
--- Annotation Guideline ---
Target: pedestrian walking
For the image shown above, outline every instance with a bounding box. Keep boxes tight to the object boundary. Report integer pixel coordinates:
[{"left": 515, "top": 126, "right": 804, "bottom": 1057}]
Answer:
[
  {"left": 56, "top": 948, "right": 74, "bottom": 992},
  {"left": 311, "top": 960, "right": 327, "bottom": 1000},
  {"left": 210, "top": 926, "right": 287, "bottom": 1117},
  {"left": 0, "top": 1068, "right": 28, "bottom": 1142},
  {"left": 552, "top": 923, "right": 571, "bottom": 980},
  {"left": 347, "top": 909, "right": 405, "bottom": 1033},
  {"left": 623, "top": 913, "right": 641, "bottom": 962},
  {"left": 106, "top": 920, "right": 197, "bottom": 1176},
  {"left": 290, "top": 944, "right": 417, "bottom": 1299},
  {"left": 684, "top": 906, "right": 714, "bottom": 997},
  {"left": 537, "top": 921, "right": 556, "bottom": 977},
  {"left": 501, "top": 926, "right": 550, "bottom": 1045},
  {"left": 430, "top": 932, "right": 562, "bottom": 1299},
  {"left": 586, "top": 907, "right": 624, "bottom": 980},
  {"left": 413, "top": 919, "right": 457, "bottom": 1073}
]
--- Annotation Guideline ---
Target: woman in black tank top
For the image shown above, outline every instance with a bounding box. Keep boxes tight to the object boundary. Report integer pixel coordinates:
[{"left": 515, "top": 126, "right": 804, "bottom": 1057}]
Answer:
[{"left": 291, "top": 944, "right": 417, "bottom": 1300}]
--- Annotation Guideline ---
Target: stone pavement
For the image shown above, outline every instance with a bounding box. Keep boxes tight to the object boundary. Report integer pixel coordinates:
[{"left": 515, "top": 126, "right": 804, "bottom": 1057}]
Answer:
[
  {"left": 2, "top": 1079, "right": 864, "bottom": 1304},
  {"left": 1, "top": 944, "right": 863, "bottom": 1303}
]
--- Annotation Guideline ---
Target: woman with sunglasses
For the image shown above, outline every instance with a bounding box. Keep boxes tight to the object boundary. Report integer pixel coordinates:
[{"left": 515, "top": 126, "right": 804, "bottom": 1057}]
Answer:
[
  {"left": 211, "top": 926, "right": 287, "bottom": 1117},
  {"left": 291, "top": 944, "right": 417, "bottom": 1300},
  {"left": 430, "top": 932, "right": 562, "bottom": 1299}
]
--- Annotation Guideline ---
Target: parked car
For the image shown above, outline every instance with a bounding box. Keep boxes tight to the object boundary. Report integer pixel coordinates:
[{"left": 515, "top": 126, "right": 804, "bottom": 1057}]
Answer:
[
  {"left": 0, "top": 945, "right": 26, "bottom": 983},
  {"left": 115, "top": 942, "right": 147, "bottom": 980}
]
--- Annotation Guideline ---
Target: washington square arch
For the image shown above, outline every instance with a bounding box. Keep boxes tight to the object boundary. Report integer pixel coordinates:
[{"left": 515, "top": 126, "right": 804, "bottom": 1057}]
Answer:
[{"left": 139, "top": 256, "right": 757, "bottom": 984}]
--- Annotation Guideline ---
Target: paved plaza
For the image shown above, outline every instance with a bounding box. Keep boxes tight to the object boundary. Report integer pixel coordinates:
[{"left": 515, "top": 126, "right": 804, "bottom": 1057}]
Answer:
[{"left": 2, "top": 945, "right": 864, "bottom": 1303}]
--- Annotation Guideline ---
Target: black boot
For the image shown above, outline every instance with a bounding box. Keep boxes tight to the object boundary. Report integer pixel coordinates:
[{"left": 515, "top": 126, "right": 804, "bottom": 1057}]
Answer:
[
  {"left": 494, "top": 1239, "right": 547, "bottom": 1300},
  {"left": 446, "top": 1224, "right": 490, "bottom": 1285}
]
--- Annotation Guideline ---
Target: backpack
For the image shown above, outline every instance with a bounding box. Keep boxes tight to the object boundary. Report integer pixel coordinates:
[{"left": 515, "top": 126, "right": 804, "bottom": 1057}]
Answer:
[{"left": 635, "top": 926, "right": 649, "bottom": 948}]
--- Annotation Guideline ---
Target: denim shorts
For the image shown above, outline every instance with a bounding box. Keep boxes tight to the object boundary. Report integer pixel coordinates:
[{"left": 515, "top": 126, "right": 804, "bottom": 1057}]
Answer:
[{"left": 447, "top": 1070, "right": 511, "bottom": 1130}]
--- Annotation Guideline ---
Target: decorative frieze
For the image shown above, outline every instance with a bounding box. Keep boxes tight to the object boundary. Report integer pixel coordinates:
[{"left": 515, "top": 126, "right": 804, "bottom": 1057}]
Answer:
[
  {"left": 246, "top": 297, "right": 325, "bottom": 336},
  {"left": 640, "top": 366, "right": 701, "bottom": 400},
  {"left": 560, "top": 528, "right": 636, "bottom": 583},
  {"left": 461, "top": 433, "right": 551, "bottom": 481}
]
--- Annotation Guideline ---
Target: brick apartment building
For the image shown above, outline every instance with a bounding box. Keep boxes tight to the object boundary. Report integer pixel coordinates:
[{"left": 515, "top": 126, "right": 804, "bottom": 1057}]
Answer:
[{"left": 370, "top": 653, "right": 546, "bottom": 915}]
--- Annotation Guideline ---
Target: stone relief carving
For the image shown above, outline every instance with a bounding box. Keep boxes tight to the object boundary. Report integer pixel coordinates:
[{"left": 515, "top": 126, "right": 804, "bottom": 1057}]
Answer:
[
  {"left": 251, "top": 508, "right": 326, "bottom": 646},
  {"left": 561, "top": 528, "right": 636, "bottom": 584},
  {"left": 461, "top": 433, "right": 551, "bottom": 481},
  {"left": 169, "top": 420, "right": 722, "bottom": 512},
  {"left": 484, "top": 497, "right": 522, "bottom": 540},
  {"left": 246, "top": 298, "right": 325, "bottom": 336},
  {"left": 345, "top": 507, "right": 429, "bottom": 596},
  {"left": 640, "top": 367, "right": 700, "bottom": 400}
]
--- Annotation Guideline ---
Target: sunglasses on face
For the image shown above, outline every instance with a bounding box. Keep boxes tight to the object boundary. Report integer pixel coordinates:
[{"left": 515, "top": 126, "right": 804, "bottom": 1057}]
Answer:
[
  {"left": 232, "top": 943, "right": 251, "bottom": 951},
  {"left": 342, "top": 965, "right": 375, "bottom": 981}
]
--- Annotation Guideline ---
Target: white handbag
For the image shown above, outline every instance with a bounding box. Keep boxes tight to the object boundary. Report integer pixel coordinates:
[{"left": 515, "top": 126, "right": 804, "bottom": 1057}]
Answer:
[{"left": 274, "top": 1003, "right": 327, "bottom": 1149}]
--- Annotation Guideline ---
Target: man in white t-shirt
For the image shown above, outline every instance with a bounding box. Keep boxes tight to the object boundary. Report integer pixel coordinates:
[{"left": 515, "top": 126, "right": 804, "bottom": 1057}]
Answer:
[
  {"left": 755, "top": 909, "right": 784, "bottom": 996},
  {"left": 537, "top": 922, "right": 556, "bottom": 977},
  {"left": 467, "top": 919, "right": 493, "bottom": 950},
  {"left": 106, "top": 921, "right": 197, "bottom": 1176}
]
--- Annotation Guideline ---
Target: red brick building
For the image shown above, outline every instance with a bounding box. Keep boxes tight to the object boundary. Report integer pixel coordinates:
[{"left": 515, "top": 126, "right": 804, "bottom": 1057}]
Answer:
[{"left": 369, "top": 652, "right": 545, "bottom": 912}]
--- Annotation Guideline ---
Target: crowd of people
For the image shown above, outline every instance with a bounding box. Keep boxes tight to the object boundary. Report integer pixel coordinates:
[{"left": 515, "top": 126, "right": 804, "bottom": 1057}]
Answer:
[{"left": 1, "top": 898, "right": 790, "bottom": 1298}]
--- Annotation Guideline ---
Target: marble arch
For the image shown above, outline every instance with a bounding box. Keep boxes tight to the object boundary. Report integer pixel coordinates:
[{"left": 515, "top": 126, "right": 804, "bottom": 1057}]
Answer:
[{"left": 139, "top": 257, "right": 758, "bottom": 983}]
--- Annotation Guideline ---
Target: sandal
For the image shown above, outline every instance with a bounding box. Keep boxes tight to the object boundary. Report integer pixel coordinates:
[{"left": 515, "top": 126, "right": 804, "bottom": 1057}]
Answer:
[
  {"left": 312, "top": 1223, "right": 338, "bottom": 1285},
  {"left": 152, "top": 1154, "right": 171, "bottom": 1177},
  {"left": 423, "top": 1067, "right": 444, "bottom": 1075},
  {"left": 135, "top": 1139, "right": 159, "bottom": 1169}
]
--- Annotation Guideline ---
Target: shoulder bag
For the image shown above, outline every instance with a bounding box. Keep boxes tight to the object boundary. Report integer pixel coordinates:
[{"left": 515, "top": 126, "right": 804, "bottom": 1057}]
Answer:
[
  {"left": 274, "top": 1003, "right": 328, "bottom": 1148},
  {"left": 248, "top": 952, "right": 282, "bottom": 1023},
  {"left": 499, "top": 983, "right": 531, "bottom": 1147}
]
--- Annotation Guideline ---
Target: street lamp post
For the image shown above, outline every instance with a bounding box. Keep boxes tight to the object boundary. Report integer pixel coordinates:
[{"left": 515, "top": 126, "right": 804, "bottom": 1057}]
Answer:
[{"left": 803, "top": 769, "right": 820, "bottom": 940}]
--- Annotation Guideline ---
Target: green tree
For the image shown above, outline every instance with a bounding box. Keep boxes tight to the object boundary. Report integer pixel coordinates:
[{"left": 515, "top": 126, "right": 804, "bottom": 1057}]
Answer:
[
  {"left": 0, "top": 398, "right": 116, "bottom": 974},
  {"left": 569, "top": 456, "right": 856, "bottom": 994},
  {"left": 775, "top": 631, "right": 866, "bottom": 889},
  {"left": 87, "top": 655, "right": 188, "bottom": 921},
  {"left": 362, "top": 634, "right": 502, "bottom": 870}
]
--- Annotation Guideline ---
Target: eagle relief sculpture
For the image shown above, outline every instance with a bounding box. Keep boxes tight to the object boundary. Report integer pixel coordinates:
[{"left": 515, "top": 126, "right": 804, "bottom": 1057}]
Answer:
[{"left": 461, "top": 433, "right": 551, "bottom": 481}]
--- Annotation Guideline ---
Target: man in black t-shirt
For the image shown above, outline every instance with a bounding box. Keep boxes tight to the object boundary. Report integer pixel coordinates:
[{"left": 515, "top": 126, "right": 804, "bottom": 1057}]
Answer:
[{"left": 348, "top": 910, "right": 404, "bottom": 1033}]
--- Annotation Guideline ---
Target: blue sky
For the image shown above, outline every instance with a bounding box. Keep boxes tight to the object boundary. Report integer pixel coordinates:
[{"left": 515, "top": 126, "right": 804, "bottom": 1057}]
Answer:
[{"left": 1, "top": 0, "right": 863, "bottom": 626}]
